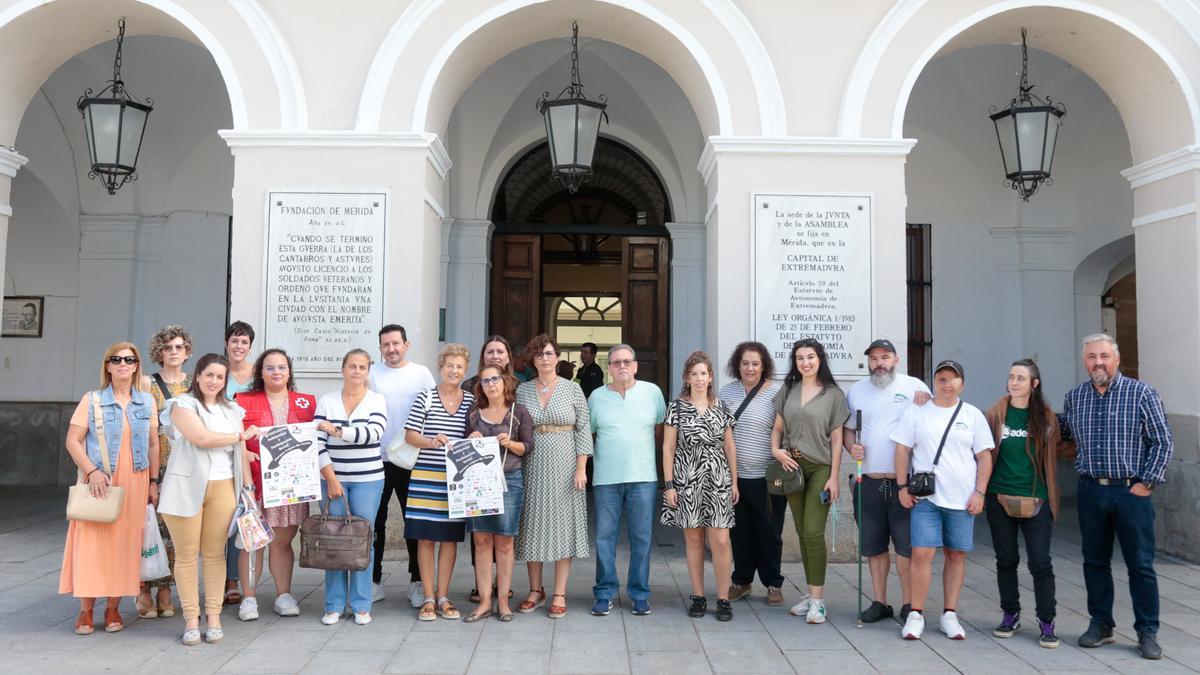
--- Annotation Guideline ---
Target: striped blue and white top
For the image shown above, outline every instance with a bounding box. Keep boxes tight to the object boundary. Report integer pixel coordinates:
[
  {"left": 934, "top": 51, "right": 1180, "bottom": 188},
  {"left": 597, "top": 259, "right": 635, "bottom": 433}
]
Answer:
[
  {"left": 717, "top": 380, "right": 782, "bottom": 479},
  {"left": 404, "top": 387, "right": 474, "bottom": 525},
  {"left": 314, "top": 389, "right": 388, "bottom": 483}
]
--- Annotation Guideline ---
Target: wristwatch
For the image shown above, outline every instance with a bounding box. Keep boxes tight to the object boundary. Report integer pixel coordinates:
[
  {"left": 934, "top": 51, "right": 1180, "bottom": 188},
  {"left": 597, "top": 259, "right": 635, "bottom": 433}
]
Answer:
[{"left": 149, "top": 477, "right": 159, "bottom": 485}]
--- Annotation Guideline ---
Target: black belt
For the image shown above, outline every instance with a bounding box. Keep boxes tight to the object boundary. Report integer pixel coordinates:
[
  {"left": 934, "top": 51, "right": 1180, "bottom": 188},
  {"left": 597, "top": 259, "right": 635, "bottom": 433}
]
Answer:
[{"left": 1084, "top": 475, "right": 1136, "bottom": 487}]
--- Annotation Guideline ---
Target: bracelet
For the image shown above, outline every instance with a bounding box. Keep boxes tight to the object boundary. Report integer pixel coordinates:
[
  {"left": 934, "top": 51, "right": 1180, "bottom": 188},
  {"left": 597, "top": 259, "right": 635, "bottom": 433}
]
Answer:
[
  {"left": 149, "top": 477, "right": 159, "bottom": 485},
  {"left": 897, "top": 484, "right": 909, "bottom": 492},
  {"left": 85, "top": 468, "right": 100, "bottom": 479}
]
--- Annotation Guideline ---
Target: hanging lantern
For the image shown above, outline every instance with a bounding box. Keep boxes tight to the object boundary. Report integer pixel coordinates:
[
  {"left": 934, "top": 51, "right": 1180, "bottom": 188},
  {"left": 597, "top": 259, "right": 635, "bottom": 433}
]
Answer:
[
  {"left": 989, "top": 28, "right": 1065, "bottom": 201},
  {"left": 537, "top": 21, "right": 609, "bottom": 193},
  {"left": 77, "top": 17, "right": 154, "bottom": 195}
]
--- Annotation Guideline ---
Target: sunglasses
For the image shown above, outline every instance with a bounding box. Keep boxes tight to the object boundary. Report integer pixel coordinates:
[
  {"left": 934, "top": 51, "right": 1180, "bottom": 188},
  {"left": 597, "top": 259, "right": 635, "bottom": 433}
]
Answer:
[
  {"left": 107, "top": 356, "right": 138, "bottom": 365},
  {"left": 480, "top": 375, "right": 504, "bottom": 386}
]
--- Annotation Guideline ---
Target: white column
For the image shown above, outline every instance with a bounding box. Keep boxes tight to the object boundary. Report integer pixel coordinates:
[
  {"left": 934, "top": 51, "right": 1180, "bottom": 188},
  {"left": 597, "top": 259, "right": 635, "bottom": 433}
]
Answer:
[
  {"left": 0, "top": 147, "right": 29, "bottom": 329},
  {"left": 666, "top": 222, "right": 705, "bottom": 389},
  {"left": 445, "top": 219, "right": 493, "bottom": 348}
]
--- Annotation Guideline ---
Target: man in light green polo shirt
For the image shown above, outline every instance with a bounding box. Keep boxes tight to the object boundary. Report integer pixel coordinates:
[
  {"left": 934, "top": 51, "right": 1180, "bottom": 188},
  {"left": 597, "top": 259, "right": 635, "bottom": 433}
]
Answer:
[{"left": 588, "top": 344, "right": 666, "bottom": 617}]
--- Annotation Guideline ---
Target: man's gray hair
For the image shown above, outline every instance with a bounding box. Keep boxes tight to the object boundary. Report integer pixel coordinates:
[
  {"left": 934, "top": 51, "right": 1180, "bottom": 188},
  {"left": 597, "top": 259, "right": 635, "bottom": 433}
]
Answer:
[
  {"left": 1081, "top": 333, "right": 1120, "bottom": 357},
  {"left": 608, "top": 343, "right": 636, "bottom": 360}
]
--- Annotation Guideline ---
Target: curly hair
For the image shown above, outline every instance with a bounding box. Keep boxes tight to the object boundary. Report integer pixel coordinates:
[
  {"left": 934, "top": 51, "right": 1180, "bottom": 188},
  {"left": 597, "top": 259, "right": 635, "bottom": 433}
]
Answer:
[
  {"left": 147, "top": 325, "right": 193, "bottom": 366},
  {"left": 250, "top": 348, "right": 296, "bottom": 393},
  {"left": 725, "top": 341, "right": 775, "bottom": 382},
  {"left": 680, "top": 350, "right": 716, "bottom": 402},
  {"left": 525, "top": 333, "right": 560, "bottom": 361},
  {"left": 437, "top": 343, "right": 470, "bottom": 369}
]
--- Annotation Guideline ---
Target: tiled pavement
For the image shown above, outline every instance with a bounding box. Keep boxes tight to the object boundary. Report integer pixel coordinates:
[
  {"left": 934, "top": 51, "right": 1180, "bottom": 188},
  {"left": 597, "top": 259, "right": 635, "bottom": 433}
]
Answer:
[{"left": 2, "top": 487, "right": 1198, "bottom": 674}]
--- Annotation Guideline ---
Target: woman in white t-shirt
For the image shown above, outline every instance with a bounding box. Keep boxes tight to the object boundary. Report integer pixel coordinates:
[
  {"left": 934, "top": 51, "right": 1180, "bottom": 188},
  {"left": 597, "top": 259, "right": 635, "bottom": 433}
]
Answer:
[
  {"left": 159, "top": 353, "right": 260, "bottom": 646},
  {"left": 892, "top": 360, "right": 994, "bottom": 642}
]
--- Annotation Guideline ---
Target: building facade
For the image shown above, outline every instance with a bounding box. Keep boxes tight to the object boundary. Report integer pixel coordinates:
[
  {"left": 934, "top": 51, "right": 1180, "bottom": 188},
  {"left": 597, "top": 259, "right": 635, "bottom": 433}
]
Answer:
[{"left": 1, "top": 0, "right": 1197, "bottom": 558}]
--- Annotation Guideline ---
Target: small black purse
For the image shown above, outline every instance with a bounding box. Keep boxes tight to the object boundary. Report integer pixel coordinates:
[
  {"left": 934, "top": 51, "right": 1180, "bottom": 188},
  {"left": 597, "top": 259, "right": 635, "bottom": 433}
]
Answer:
[{"left": 907, "top": 401, "right": 963, "bottom": 498}]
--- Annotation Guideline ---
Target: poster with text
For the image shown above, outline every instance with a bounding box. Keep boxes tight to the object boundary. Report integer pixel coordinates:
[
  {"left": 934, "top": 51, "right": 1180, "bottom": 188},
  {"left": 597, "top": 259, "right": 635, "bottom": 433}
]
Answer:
[
  {"left": 257, "top": 422, "right": 321, "bottom": 509},
  {"left": 444, "top": 437, "right": 505, "bottom": 519},
  {"left": 753, "top": 193, "right": 874, "bottom": 378},
  {"left": 264, "top": 190, "right": 387, "bottom": 376}
]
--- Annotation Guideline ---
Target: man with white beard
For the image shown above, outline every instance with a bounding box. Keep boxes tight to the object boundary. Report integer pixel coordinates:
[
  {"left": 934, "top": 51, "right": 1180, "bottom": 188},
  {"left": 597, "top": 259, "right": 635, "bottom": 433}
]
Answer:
[{"left": 843, "top": 339, "right": 930, "bottom": 623}]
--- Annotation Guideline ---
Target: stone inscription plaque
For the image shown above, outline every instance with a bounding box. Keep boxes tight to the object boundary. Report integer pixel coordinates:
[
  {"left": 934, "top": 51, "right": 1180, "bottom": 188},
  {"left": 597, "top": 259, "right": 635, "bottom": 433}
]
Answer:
[
  {"left": 753, "top": 193, "right": 873, "bottom": 378},
  {"left": 264, "top": 191, "right": 387, "bottom": 375}
]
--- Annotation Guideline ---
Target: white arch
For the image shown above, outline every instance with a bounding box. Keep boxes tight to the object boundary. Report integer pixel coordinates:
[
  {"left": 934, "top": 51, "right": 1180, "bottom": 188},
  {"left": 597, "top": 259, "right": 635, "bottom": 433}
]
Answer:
[
  {"left": 838, "top": 0, "right": 1200, "bottom": 144},
  {"left": 356, "top": 0, "right": 786, "bottom": 136},
  {"left": 0, "top": 0, "right": 308, "bottom": 130}
]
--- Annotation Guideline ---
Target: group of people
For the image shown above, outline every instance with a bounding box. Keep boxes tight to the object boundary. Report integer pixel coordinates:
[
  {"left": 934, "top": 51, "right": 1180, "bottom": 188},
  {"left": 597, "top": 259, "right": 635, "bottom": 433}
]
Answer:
[{"left": 59, "top": 322, "right": 1172, "bottom": 660}]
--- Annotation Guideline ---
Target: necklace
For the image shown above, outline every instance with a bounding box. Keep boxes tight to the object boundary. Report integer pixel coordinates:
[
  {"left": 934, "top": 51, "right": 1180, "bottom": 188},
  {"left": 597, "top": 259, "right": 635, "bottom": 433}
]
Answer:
[{"left": 537, "top": 377, "right": 556, "bottom": 394}]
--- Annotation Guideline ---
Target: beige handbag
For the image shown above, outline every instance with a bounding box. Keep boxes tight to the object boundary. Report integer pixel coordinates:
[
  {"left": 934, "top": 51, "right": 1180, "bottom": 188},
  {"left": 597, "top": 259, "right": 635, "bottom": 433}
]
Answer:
[{"left": 66, "top": 392, "right": 126, "bottom": 523}]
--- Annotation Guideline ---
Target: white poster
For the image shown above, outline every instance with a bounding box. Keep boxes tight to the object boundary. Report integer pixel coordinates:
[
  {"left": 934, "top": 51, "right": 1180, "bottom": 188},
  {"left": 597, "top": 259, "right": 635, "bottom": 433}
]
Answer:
[
  {"left": 257, "top": 422, "right": 321, "bottom": 509},
  {"left": 444, "top": 437, "right": 505, "bottom": 519},
  {"left": 264, "top": 190, "right": 387, "bottom": 376},
  {"left": 753, "top": 193, "right": 874, "bottom": 378}
]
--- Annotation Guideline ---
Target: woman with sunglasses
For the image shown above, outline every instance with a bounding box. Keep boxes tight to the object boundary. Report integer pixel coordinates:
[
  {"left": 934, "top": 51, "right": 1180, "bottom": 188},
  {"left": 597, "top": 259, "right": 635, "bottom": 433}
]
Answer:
[
  {"left": 462, "top": 366, "right": 534, "bottom": 622},
  {"left": 135, "top": 325, "right": 193, "bottom": 619},
  {"left": 61, "top": 343, "right": 160, "bottom": 636},
  {"left": 158, "top": 353, "right": 258, "bottom": 645},
  {"left": 514, "top": 334, "right": 592, "bottom": 618}
]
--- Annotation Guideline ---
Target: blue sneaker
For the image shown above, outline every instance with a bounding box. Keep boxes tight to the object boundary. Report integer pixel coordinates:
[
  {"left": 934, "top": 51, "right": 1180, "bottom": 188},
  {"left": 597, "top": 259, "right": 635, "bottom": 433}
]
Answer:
[
  {"left": 590, "top": 599, "right": 613, "bottom": 616},
  {"left": 631, "top": 599, "right": 652, "bottom": 616}
]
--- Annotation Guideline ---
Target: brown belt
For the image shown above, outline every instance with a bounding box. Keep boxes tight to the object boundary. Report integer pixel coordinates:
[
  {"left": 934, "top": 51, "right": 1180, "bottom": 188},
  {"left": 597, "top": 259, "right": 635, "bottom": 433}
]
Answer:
[{"left": 535, "top": 424, "right": 574, "bottom": 433}]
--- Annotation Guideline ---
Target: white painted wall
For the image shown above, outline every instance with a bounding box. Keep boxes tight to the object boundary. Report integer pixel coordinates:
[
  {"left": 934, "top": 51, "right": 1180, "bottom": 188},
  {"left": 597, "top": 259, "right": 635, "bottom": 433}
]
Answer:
[
  {"left": 904, "top": 45, "right": 1133, "bottom": 408},
  {"left": 0, "top": 36, "right": 233, "bottom": 400}
]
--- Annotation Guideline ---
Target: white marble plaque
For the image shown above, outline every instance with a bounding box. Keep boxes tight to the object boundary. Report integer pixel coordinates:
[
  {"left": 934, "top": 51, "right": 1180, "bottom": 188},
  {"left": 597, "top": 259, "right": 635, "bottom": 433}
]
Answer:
[
  {"left": 264, "top": 191, "right": 387, "bottom": 375},
  {"left": 753, "top": 193, "right": 873, "bottom": 378}
]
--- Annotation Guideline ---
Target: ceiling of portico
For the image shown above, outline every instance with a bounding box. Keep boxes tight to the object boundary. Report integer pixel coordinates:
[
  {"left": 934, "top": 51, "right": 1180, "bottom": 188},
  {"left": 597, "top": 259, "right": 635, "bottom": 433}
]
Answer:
[{"left": 447, "top": 38, "right": 704, "bottom": 224}]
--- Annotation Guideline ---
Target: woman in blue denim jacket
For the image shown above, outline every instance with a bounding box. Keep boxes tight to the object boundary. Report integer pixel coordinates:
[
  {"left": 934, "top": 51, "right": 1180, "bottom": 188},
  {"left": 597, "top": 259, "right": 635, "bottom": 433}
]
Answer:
[{"left": 60, "top": 342, "right": 160, "bottom": 635}]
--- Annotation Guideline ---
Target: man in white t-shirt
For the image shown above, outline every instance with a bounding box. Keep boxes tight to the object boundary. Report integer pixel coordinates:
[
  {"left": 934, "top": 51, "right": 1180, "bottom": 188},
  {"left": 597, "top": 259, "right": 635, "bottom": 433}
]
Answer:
[
  {"left": 892, "top": 360, "right": 994, "bottom": 641},
  {"left": 369, "top": 324, "right": 435, "bottom": 608},
  {"left": 844, "top": 339, "right": 930, "bottom": 624}
]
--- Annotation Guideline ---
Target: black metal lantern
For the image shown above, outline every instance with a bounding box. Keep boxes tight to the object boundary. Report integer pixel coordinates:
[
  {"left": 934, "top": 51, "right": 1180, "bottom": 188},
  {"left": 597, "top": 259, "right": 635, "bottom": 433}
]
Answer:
[
  {"left": 537, "top": 21, "right": 608, "bottom": 193},
  {"left": 77, "top": 18, "right": 153, "bottom": 195},
  {"left": 989, "top": 29, "right": 1065, "bottom": 201}
]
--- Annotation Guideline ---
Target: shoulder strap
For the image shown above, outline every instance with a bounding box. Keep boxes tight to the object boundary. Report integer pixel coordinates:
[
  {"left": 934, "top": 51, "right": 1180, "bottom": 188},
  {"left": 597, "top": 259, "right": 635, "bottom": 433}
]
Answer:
[
  {"left": 152, "top": 373, "right": 173, "bottom": 402},
  {"left": 732, "top": 380, "right": 765, "bottom": 420},
  {"left": 90, "top": 392, "right": 112, "bottom": 474},
  {"left": 931, "top": 400, "right": 965, "bottom": 467}
]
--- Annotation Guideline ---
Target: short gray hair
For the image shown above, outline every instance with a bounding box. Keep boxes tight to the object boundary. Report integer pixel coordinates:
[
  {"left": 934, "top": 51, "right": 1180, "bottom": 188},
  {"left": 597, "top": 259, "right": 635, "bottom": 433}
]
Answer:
[
  {"left": 608, "top": 343, "right": 636, "bottom": 360},
  {"left": 1081, "top": 333, "right": 1120, "bottom": 357}
]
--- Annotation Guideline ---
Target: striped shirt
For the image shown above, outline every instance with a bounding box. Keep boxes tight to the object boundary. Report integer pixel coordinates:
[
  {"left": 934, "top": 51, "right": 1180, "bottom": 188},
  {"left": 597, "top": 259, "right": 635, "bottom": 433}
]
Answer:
[
  {"left": 1060, "top": 373, "right": 1173, "bottom": 485},
  {"left": 314, "top": 389, "right": 388, "bottom": 482},
  {"left": 404, "top": 387, "right": 474, "bottom": 523},
  {"left": 717, "top": 380, "right": 782, "bottom": 479}
]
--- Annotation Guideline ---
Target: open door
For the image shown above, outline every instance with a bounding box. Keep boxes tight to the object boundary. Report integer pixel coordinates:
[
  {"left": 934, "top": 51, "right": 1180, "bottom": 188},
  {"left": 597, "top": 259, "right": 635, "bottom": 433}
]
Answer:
[
  {"left": 622, "top": 236, "right": 670, "bottom": 395},
  {"left": 489, "top": 234, "right": 541, "bottom": 351}
]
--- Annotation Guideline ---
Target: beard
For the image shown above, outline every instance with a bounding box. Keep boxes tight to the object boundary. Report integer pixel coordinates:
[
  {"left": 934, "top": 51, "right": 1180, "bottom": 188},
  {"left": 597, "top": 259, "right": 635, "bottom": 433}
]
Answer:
[
  {"left": 870, "top": 365, "right": 896, "bottom": 387},
  {"left": 1089, "top": 367, "right": 1112, "bottom": 388}
]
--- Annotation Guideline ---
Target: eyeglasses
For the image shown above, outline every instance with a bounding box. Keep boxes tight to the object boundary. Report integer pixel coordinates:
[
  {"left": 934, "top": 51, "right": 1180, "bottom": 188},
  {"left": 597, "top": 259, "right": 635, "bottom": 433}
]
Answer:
[
  {"left": 107, "top": 356, "right": 138, "bottom": 365},
  {"left": 536, "top": 350, "right": 557, "bottom": 359},
  {"left": 480, "top": 375, "right": 503, "bottom": 386},
  {"left": 263, "top": 365, "right": 289, "bottom": 374},
  {"left": 610, "top": 359, "right": 635, "bottom": 368},
  {"left": 162, "top": 344, "right": 187, "bottom": 352}
]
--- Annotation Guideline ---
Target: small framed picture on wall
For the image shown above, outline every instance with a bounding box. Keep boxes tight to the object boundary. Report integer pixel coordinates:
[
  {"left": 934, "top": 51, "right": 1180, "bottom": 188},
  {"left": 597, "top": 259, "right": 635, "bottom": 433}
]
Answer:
[{"left": 2, "top": 296, "right": 44, "bottom": 338}]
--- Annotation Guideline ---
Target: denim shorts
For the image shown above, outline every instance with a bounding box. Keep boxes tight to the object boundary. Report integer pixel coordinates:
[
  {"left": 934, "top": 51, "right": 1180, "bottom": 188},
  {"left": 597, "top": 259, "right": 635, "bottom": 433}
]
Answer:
[
  {"left": 910, "top": 498, "right": 975, "bottom": 551},
  {"left": 466, "top": 469, "right": 524, "bottom": 537}
]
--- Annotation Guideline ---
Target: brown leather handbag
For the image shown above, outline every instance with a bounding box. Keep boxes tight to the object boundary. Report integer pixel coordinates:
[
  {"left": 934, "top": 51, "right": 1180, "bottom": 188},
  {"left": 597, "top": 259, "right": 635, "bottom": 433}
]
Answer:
[{"left": 299, "top": 494, "right": 372, "bottom": 571}]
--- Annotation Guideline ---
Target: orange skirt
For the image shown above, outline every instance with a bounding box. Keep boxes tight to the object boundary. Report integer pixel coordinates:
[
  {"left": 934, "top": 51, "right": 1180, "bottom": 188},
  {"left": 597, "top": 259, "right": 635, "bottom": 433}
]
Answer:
[{"left": 59, "top": 424, "right": 149, "bottom": 598}]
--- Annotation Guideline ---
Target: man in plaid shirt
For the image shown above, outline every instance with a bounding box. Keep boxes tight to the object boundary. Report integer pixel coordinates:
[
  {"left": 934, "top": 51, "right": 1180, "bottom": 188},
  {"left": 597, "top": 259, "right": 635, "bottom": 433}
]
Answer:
[{"left": 1060, "top": 333, "right": 1172, "bottom": 660}]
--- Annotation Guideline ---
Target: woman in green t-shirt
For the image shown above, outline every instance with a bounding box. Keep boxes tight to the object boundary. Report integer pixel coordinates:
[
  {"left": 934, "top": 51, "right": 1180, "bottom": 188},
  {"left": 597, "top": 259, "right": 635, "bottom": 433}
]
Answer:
[{"left": 983, "top": 359, "right": 1062, "bottom": 649}]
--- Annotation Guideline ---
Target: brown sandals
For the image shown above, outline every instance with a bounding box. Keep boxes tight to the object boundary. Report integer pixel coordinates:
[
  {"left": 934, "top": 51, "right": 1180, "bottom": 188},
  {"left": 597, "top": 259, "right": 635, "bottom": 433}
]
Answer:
[
  {"left": 548, "top": 594, "right": 567, "bottom": 619},
  {"left": 517, "top": 587, "right": 545, "bottom": 613}
]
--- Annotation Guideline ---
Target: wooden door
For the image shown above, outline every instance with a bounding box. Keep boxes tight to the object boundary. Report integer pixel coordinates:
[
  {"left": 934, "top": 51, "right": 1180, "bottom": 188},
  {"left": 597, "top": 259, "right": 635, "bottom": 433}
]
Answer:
[
  {"left": 489, "top": 234, "right": 541, "bottom": 352},
  {"left": 622, "top": 236, "right": 670, "bottom": 395}
]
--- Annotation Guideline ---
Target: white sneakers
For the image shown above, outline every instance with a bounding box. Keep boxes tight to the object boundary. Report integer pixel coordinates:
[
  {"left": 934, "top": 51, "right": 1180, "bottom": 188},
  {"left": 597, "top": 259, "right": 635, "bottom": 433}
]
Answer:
[
  {"left": 321, "top": 611, "right": 341, "bottom": 626},
  {"left": 902, "top": 611, "right": 925, "bottom": 639},
  {"left": 805, "top": 599, "right": 827, "bottom": 624},
  {"left": 354, "top": 611, "right": 372, "bottom": 625},
  {"left": 940, "top": 611, "right": 966, "bottom": 639},
  {"left": 237, "top": 597, "right": 259, "bottom": 621},
  {"left": 371, "top": 583, "right": 386, "bottom": 604},
  {"left": 408, "top": 581, "right": 424, "bottom": 609},
  {"left": 273, "top": 593, "right": 300, "bottom": 617},
  {"left": 901, "top": 611, "right": 967, "bottom": 640},
  {"left": 787, "top": 594, "right": 811, "bottom": 616}
]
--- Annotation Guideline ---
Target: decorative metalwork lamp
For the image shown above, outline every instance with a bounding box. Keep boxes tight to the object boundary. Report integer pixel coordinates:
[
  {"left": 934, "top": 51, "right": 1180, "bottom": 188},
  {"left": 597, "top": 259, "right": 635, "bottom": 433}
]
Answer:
[
  {"left": 989, "top": 28, "right": 1065, "bottom": 201},
  {"left": 537, "top": 21, "right": 608, "bottom": 193}
]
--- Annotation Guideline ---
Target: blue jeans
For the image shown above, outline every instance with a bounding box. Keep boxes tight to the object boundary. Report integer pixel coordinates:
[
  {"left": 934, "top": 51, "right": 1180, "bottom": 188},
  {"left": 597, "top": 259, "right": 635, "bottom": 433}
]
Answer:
[
  {"left": 910, "top": 499, "right": 975, "bottom": 551},
  {"left": 593, "top": 481, "right": 657, "bottom": 602},
  {"left": 321, "top": 479, "right": 385, "bottom": 614},
  {"left": 1078, "top": 476, "right": 1159, "bottom": 634}
]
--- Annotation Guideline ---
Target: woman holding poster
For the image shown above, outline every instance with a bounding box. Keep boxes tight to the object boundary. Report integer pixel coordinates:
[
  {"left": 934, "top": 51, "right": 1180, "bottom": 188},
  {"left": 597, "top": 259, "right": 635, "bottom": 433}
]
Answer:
[
  {"left": 234, "top": 349, "right": 316, "bottom": 621},
  {"left": 404, "top": 343, "right": 475, "bottom": 621},
  {"left": 463, "top": 366, "right": 534, "bottom": 622}
]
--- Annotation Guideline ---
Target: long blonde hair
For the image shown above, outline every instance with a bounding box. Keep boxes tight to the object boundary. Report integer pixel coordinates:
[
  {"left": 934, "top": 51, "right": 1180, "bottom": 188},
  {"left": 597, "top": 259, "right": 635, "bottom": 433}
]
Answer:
[{"left": 100, "top": 342, "right": 145, "bottom": 390}]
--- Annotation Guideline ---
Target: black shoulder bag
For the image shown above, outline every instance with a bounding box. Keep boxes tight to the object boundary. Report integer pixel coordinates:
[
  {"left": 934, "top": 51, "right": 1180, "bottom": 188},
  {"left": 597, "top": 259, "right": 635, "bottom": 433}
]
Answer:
[
  {"left": 732, "top": 380, "right": 765, "bottom": 420},
  {"left": 907, "top": 400, "right": 963, "bottom": 498}
]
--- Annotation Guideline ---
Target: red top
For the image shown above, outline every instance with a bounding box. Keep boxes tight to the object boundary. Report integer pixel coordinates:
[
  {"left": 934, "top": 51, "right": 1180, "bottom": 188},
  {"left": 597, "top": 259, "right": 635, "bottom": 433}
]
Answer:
[{"left": 234, "top": 390, "right": 317, "bottom": 496}]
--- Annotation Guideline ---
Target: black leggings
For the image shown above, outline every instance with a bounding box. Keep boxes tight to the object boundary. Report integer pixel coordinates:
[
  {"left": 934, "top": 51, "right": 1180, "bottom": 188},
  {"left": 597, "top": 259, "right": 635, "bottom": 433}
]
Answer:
[{"left": 373, "top": 461, "right": 420, "bottom": 584}]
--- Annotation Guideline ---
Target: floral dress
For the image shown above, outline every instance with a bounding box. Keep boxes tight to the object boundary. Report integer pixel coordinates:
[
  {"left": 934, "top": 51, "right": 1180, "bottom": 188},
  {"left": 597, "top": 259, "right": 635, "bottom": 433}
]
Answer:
[
  {"left": 661, "top": 398, "right": 736, "bottom": 529},
  {"left": 147, "top": 374, "right": 189, "bottom": 589}
]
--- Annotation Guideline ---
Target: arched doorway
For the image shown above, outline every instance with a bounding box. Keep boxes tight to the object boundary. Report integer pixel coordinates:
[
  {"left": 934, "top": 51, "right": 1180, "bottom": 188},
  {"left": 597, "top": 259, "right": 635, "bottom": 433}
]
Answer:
[{"left": 489, "top": 137, "right": 671, "bottom": 393}]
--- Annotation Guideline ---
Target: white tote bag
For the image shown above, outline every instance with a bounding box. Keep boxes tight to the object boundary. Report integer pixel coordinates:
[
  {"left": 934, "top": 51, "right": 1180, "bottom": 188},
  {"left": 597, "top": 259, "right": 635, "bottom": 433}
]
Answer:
[
  {"left": 140, "top": 504, "right": 171, "bottom": 581},
  {"left": 385, "top": 389, "right": 431, "bottom": 469}
]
